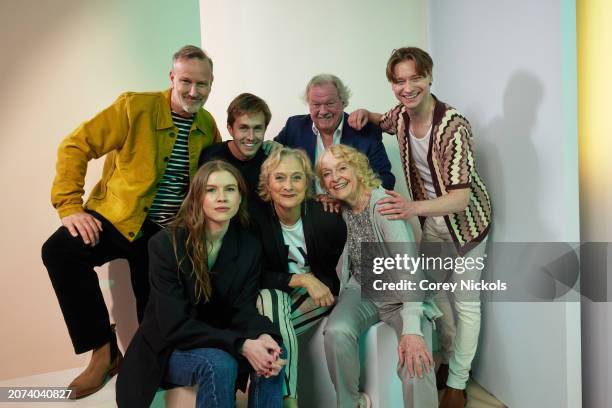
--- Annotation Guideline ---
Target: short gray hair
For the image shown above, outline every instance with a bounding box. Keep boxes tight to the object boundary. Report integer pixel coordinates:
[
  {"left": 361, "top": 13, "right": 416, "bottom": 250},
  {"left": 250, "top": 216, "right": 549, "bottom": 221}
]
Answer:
[
  {"left": 258, "top": 147, "right": 314, "bottom": 202},
  {"left": 304, "top": 74, "right": 351, "bottom": 108},
  {"left": 172, "top": 45, "right": 213, "bottom": 70}
]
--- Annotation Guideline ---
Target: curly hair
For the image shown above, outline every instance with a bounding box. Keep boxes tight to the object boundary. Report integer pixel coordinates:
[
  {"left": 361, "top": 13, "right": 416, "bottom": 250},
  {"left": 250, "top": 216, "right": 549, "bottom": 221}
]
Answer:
[
  {"left": 316, "top": 144, "right": 381, "bottom": 191},
  {"left": 169, "top": 160, "right": 248, "bottom": 303},
  {"left": 258, "top": 147, "right": 314, "bottom": 202}
]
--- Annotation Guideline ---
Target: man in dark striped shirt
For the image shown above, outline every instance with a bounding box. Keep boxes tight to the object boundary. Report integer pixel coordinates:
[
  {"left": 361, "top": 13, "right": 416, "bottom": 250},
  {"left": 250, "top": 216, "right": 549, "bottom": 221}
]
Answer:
[{"left": 42, "top": 45, "right": 221, "bottom": 398}]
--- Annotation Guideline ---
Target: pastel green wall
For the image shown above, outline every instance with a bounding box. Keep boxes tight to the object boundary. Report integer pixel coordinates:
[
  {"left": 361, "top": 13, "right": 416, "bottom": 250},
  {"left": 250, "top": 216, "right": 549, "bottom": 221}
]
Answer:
[{"left": 0, "top": 0, "right": 200, "bottom": 380}]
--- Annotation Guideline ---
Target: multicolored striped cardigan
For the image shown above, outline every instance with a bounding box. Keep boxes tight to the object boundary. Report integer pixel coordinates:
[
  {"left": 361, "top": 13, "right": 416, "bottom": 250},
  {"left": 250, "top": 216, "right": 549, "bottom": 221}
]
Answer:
[{"left": 380, "top": 96, "right": 492, "bottom": 255}]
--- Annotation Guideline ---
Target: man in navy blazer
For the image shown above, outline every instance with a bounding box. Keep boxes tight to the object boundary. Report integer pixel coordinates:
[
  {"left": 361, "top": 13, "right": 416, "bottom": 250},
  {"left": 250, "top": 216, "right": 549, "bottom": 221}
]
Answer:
[{"left": 274, "top": 74, "right": 395, "bottom": 191}]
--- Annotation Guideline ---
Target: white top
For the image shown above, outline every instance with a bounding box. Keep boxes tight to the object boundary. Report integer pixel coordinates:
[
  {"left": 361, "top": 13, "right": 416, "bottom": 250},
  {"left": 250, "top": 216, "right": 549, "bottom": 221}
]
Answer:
[
  {"left": 409, "top": 124, "right": 437, "bottom": 199},
  {"left": 280, "top": 218, "right": 310, "bottom": 274}
]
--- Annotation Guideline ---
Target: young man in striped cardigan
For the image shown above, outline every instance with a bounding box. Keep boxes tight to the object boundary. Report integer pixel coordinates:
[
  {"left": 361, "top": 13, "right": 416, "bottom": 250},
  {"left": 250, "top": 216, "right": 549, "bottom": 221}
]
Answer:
[{"left": 349, "top": 47, "right": 492, "bottom": 408}]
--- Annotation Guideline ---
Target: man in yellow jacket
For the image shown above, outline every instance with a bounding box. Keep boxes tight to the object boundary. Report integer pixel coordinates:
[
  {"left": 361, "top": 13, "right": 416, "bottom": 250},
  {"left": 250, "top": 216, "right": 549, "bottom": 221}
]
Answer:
[{"left": 41, "top": 45, "right": 221, "bottom": 399}]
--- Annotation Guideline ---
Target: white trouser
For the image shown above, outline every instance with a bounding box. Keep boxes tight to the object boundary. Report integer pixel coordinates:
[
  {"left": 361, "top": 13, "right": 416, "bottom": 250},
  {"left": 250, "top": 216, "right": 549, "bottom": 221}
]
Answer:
[{"left": 422, "top": 216, "right": 488, "bottom": 390}]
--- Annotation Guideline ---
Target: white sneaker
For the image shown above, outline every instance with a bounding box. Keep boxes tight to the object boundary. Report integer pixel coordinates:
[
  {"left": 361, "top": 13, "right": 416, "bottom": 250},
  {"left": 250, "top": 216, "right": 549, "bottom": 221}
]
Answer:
[{"left": 358, "top": 392, "right": 372, "bottom": 408}]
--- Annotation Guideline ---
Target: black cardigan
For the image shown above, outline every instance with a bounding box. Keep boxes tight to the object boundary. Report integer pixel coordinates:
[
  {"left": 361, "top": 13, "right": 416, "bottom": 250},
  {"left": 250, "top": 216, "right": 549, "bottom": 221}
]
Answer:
[
  {"left": 116, "top": 224, "right": 280, "bottom": 407},
  {"left": 250, "top": 199, "right": 347, "bottom": 295}
]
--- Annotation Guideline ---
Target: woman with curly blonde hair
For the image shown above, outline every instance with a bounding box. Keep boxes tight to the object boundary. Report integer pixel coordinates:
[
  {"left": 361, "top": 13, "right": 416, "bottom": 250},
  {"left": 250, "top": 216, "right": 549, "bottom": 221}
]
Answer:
[{"left": 317, "top": 144, "right": 439, "bottom": 408}]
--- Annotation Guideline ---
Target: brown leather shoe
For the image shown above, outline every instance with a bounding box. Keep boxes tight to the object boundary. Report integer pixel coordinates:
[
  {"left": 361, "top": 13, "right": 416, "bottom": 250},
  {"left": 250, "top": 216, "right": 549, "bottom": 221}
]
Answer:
[
  {"left": 68, "top": 326, "right": 122, "bottom": 399},
  {"left": 439, "top": 386, "right": 467, "bottom": 408},
  {"left": 436, "top": 363, "right": 449, "bottom": 390}
]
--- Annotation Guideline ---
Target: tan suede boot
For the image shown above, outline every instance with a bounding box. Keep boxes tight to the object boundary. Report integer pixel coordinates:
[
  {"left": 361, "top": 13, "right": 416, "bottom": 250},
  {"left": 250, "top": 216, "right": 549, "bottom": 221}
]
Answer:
[{"left": 68, "top": 326, "right": 122, "bottom": 399}]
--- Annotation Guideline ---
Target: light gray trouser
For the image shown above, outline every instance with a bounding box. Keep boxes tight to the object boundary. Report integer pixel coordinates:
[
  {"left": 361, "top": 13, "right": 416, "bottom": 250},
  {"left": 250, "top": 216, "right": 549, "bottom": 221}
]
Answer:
[{"left": 323, "top": 278, "right": 437, "bottom": 407}]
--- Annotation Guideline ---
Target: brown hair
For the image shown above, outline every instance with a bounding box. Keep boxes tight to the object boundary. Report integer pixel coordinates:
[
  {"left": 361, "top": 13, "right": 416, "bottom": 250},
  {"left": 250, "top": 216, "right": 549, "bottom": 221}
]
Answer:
[
  {"left": 169, "top": 160, "right": 248, "bottom": 303},
  {"left": 172, "top": 44, "right": 213, "bottom": 70},
  {"left": 258, "top": 147, "right": 314, "bottom": 202},
  {"left": 227, "top": 93, "right": 272, "bottom": 128},
  {"left": 316, "top": 144, "right": 381, "bottom": 191},
  {"left": 386, "top": 47, "right": 433, "bottom": 83}
]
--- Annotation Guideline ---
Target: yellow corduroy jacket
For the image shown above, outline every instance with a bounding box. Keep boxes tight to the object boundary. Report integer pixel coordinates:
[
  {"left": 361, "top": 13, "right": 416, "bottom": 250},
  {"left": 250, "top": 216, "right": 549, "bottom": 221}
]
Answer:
[{"left": 51, "top": 89, "right": 221, "bottom": 241}]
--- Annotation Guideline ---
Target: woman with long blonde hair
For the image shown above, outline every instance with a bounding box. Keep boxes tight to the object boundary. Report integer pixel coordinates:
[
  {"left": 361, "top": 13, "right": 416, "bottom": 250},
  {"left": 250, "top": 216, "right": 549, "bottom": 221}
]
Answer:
[{"left": 117, "top": 160, "right": 285, "bottom": 408}]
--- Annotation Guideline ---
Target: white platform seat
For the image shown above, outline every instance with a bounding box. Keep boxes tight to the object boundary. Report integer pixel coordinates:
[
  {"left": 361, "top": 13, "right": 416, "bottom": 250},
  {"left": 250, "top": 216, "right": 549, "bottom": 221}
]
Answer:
[{"left": 297, "top": 317, "right": 404, "bottom": 407}]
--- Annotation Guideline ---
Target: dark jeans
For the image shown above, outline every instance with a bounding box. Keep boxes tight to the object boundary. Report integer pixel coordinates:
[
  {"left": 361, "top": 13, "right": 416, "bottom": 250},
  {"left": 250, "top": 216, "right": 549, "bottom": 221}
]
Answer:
[
  {"left": 165, "top": 348, "right": 283, "bottom": 408},
  {"left": 42, "top": 211, "right": 160, "bottom": 354}
]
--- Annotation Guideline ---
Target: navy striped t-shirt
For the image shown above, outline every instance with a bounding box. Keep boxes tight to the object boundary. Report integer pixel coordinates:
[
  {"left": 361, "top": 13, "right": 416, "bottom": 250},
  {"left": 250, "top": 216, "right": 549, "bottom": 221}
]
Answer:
[{"left": 147, "top": 112, "right": 193, "bottom": 226}]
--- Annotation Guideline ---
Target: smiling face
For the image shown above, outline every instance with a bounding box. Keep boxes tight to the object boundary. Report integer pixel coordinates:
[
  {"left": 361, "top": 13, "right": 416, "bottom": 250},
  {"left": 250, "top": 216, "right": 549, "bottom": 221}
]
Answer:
[
  {"left": 227, "top": 111, "right": 266, "bottom": 161},
  {"left": 307, "top": 83, "right": 344, "bottom": 135},
  {"left": 202, "top": 170, "right": 241, "bottom": 229},
  {"left": 170, "top": 57, "right": 213, "bottom": 117},
  {"left": 319, "top": 151, "right": 361, "bottom": 206},
  {"left": 391, "top": 59, "right": 432, "bottom": 112},
  {"left": 268, "top": 156, "right": 307, "bottom": 212}
]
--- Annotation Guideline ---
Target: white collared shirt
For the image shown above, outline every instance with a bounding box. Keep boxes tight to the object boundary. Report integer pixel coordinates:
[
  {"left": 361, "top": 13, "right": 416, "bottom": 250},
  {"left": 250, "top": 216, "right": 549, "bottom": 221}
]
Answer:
[{"left": 313, "top": 115, "right": 344, "bottom": 194}]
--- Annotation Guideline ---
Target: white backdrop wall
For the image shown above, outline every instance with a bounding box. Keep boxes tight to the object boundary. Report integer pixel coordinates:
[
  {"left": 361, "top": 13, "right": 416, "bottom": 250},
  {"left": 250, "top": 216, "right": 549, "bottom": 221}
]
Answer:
[
  {"left": 200, "top": 0, "right": 429, "bottom": 201},
  {"left": 201, "top": 1, "right": 583, "bottom": 407},
  {"left": 429, "top": 1, "right": 581, "bottom": 407},
  {"left": 0, "top": 0, "right": 201, "bottom": 380},
  {"left": 0, "top": 2, "right": 588, "bottom": 405}
]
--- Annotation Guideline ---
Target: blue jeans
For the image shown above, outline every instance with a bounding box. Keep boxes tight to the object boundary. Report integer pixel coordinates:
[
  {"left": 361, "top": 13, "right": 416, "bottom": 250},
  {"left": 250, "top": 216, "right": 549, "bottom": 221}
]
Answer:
[{"left": 165, "top": 348, "right": 282, "bottom": 408}]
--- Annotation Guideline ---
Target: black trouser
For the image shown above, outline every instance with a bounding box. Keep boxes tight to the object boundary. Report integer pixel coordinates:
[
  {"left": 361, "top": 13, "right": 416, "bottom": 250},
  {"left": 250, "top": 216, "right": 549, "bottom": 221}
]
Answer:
[{"left": 41, "top": 211, "right": 161, "bottom": 354}]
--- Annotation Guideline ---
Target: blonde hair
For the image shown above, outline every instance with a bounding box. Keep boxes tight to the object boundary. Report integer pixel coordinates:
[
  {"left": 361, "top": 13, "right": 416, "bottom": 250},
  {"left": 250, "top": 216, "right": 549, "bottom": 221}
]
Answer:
[
  {"left": 169, "top": 160, "right": 248, "bottom": 303},
  {"left": 316, "top": 144, "right": 381, "bottom": 191},
  {"left": 258, "top": 147, "right": 314, "bottom": 202}
]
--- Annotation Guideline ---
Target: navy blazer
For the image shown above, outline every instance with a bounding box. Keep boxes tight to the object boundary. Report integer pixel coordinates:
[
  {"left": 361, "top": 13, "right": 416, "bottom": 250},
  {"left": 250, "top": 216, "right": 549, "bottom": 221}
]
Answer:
[
  {"left": 250, "top": 199, "right": 347, "bottom": 296},
  {"left": 116, "top": 224, "right": 280, "bottom": 407},
  {"left": 275, "top": 113, "right": 395, "bottom": 190}
]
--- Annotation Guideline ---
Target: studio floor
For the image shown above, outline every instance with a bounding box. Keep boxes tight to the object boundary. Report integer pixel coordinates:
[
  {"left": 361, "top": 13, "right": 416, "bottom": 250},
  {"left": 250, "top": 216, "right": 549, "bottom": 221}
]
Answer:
[{"left": 0, "top": 366, "right": 506, "bottom": 407}]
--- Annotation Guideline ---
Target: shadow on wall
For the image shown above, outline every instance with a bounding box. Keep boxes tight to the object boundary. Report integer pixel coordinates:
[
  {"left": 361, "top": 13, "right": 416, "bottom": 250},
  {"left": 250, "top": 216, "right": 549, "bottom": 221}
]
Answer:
[
  {"left": 107, "top": 259, "right": 139, "bottom": 352},
  {"left": 471, "top": 70, "right": 548, "bottom": 386},
  {"left": 475, "top": 70, "right": 547, "bottom": 242}
]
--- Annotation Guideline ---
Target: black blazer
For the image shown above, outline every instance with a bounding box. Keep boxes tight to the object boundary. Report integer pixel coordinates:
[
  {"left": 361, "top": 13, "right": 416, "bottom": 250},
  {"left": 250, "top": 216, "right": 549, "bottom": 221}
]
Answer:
[
  {"left": 250, "top": 199, "right": 347, "bottom": 295},
  {"left": 116, "top": 224, "right": 280, "bottom": 408}
]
